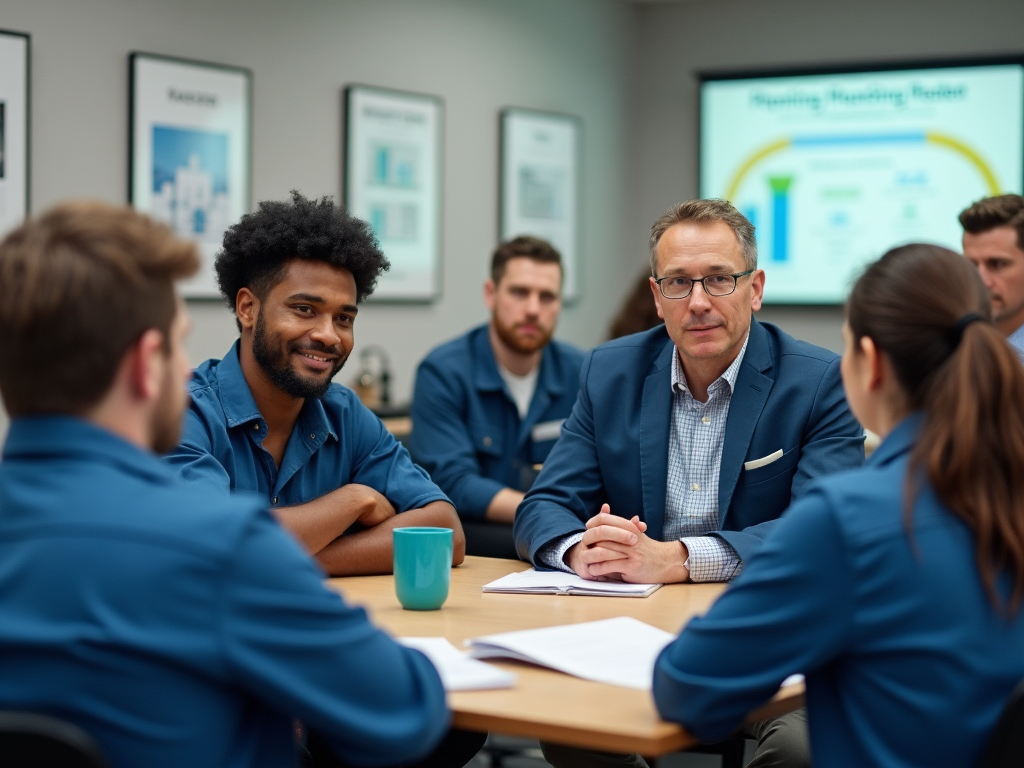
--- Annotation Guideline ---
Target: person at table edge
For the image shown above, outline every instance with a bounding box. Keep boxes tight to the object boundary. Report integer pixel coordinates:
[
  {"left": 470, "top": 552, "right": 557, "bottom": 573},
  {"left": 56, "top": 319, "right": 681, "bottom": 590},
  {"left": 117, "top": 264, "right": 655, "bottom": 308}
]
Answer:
[
  {"left": 165, "top": 191, "right": 465, "bottom": 576},
  {"left": 0, "top": 201, "right": 450, "bottom": 768},
  {"left": 410, "top": 236, "right": 584, "bottom": 558},
  {"left": 514, "top": 197, "right": 864, "bottom": 585}
]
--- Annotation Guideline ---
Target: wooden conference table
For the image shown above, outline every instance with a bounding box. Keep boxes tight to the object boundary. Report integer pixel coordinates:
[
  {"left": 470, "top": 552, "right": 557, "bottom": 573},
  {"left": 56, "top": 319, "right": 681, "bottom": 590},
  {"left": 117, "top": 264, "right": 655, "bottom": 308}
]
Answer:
[{"left": 327, "top": 556, "right": 804, "bottom": 755}]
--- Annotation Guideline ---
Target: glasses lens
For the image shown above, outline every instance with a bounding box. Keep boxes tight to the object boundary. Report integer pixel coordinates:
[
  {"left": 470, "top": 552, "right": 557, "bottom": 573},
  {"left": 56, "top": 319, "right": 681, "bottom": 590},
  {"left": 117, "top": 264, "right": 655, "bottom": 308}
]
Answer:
[
  {"left": 661, "top": 277, "right": 692, "bottom": 299},
  {"left": 704, "top": 275, "right": 736, "bottom": 296}
]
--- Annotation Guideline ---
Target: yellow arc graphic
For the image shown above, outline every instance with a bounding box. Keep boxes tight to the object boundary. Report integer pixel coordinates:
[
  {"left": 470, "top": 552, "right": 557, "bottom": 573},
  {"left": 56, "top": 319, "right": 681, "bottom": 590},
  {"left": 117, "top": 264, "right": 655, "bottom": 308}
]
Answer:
[{"left": 723, "top": 133, "right": 1002, "bottom": 201}]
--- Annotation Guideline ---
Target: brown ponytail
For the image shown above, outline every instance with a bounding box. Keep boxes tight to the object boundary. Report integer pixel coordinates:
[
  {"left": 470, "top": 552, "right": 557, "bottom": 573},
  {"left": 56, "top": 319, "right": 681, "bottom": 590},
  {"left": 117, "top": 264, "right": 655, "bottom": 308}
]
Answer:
[{"left": 847, "top": 244, "right": 1024, "bottom": 614}]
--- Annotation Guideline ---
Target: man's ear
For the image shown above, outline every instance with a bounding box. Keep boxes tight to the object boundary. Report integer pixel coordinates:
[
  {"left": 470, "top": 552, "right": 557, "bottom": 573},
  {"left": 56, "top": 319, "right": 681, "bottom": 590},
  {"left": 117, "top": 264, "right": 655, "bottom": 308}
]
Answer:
[
  {"left": 649, "top": 277, "right": 666, "bottom": 320},
  {"left": 236, "top": 288, "right": 258, "bottom": 332},
  {"left": 483, "top": 279, "right": 496, "bottom": 312},
  {"left": 128, "top": 328, "right": 166, "bottom": 401}
]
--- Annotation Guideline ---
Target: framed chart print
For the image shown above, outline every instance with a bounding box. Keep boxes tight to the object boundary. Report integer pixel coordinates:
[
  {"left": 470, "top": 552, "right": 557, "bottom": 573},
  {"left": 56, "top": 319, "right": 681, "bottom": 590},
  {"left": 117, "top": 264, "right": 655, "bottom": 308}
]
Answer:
[
  {"left": 500, "top": 108, "right": 581, "bottom": 302},
  {"left": 0, "top": 30, "right": 30, "bottom": 238},
  {"left": 129, "top": 52, "right": 252, "bottom": 298},
  {"left": 344, "top": 85, "right": 443, "bottom": 302}
]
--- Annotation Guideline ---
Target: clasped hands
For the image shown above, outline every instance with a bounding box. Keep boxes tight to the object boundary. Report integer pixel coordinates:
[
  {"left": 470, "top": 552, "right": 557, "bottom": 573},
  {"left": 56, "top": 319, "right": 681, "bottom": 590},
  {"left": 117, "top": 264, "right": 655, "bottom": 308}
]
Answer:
[{"left": 566, "top": 504, "right": 690, "bottom": 584}]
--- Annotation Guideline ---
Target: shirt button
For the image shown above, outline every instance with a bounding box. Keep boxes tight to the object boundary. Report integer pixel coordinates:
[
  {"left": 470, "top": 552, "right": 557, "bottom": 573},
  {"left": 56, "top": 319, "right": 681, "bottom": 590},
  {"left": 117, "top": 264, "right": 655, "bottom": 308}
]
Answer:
[
  {"left": 483, "top": 436, "right": 492, "bottom": 447},
  {"left": 272, "top": 496, "right": 278, "bottom": 504},
  {"left": 310, "top": 433, "right": 316, "bottom": 439},
  {"left": 701, "top": 416, "right": 711, "bottom": 424},
  {"left": 253, "top": 424, "right": 259, "bottom": 430},
  {"left": 691, "top": 482, "right": 700, "bottom": 490}
]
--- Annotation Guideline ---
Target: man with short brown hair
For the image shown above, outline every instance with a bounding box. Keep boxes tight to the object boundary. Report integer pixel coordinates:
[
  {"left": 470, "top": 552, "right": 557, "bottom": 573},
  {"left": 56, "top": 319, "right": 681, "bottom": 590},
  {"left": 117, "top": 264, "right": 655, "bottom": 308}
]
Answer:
[
  {"left": 410, "top": 236, "right": 584, "bottom": 558},
  {"left": 960, "top": 193, "right": 1024, "bottom": 363},
  {"left": 0, "top": 201, "right": 449, "bottom": 768}
]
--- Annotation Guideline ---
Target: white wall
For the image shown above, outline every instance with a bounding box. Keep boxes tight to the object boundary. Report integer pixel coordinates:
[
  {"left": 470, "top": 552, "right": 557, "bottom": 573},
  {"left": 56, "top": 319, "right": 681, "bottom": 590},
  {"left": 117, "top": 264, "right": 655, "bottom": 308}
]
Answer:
[
  {"left": 0, "top": 0, "right": 638, "bottom": 442},
  {"left": 628, "top": 0, "right": 1024, "bottom": 353}
]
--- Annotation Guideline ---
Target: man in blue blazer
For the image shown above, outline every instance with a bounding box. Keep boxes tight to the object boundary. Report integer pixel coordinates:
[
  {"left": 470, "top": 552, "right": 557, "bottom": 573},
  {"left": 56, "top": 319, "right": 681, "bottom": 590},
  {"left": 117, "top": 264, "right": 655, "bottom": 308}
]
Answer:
[{"left": 515, "top": 199, "right": 864, "bottom": 768}]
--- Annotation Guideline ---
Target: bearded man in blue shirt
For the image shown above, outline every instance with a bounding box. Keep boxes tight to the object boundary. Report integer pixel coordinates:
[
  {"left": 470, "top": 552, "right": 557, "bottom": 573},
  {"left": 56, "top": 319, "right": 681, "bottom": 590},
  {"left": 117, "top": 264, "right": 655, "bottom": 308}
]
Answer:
[
  {"left": 165, "top": 191, "right": 465, "bottom": 576},
  {"left": 0, "top": 201, "right": 449, "bottom": 768}
]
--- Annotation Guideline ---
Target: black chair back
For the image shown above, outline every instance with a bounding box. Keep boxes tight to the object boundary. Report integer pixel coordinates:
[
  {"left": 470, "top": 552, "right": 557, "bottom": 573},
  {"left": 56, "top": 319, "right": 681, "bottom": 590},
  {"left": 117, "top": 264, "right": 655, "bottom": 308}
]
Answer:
[
  {"left": 978, "top": 676, "right": 1024, "bottom": 768},
  {"left": 0, "top": 711, "right": 108, "bottom": 768}
]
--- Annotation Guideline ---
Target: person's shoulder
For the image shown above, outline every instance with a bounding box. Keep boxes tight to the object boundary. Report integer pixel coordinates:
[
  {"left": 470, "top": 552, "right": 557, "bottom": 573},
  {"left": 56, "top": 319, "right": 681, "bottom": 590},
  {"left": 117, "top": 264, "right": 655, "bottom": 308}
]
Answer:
[
  {"left": 757, "top": 320, "right": 839, "bottom": 367},
  {"left": 187, "top": 355, "right": 226, "bottom": 396},
  {"left": 419, "top": 325, "right": 485, "bottom": 368},
  {"left": 547, "top": 337, "right": 586, "bottom": 365},
  {"left": 593, "top": 325, "right": 670, "bottom": 359}
]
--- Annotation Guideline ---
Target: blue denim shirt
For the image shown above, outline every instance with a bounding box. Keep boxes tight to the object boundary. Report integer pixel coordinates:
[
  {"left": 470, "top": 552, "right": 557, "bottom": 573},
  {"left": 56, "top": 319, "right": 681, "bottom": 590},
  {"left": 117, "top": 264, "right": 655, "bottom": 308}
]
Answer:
[
  {"left": 0, "top": 416, "right": 448, "bottom": 768},
  {"left": 409, "top": 325, "right": 584, "bottom": 520},
  {"left": 166, "top": 341, "right": 449, "bottom": 512}
]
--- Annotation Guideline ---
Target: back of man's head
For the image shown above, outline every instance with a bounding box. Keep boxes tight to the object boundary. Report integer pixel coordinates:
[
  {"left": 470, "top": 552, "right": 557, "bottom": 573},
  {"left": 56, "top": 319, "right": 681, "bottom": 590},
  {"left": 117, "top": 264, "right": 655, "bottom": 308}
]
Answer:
[
  {"left": 0, "top": 201, "right": 198, "bottom": 417},
  {"left": 215, "top": 191, "right": 389, "bottom": 329},
  {"left": 959, "top": 194, "right": 1024, "bottom": 248},
  {"left": 490, "top": 235, "right": 562, "bottom": 284}
]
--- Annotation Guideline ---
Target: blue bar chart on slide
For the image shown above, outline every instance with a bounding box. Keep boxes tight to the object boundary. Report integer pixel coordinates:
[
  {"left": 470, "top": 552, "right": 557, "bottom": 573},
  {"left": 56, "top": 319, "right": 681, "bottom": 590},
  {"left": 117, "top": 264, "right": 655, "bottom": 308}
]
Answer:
[{"left": 700, "top": 62, "right": 1024, "bottom": 303}]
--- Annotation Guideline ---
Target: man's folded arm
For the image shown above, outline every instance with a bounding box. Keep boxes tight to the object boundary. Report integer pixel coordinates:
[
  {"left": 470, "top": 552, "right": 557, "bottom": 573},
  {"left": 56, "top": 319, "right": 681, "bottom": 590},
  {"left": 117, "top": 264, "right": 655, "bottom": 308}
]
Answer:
[{"left": 314, "top": 500, "right": 464, "bottom": 576}]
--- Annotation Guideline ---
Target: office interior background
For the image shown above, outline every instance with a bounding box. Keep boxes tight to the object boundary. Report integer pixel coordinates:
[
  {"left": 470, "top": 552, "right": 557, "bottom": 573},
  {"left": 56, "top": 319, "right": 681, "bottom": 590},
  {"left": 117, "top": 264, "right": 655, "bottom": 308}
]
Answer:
[{"left": 1, "top": 0, "right": 1022, "bottom": 444}]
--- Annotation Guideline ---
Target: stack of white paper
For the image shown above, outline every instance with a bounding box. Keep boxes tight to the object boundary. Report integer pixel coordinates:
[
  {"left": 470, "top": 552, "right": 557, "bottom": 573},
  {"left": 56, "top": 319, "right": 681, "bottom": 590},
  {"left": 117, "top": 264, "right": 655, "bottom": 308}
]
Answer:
[
  {"left": 465, "top": 616, "right": 676, "bottom": 689},
  {"left": 482, "top": 569, "right": 662, "bottom": 598},
  {"left": 399, "top": 637, "right": 516, "bottom": 691}
]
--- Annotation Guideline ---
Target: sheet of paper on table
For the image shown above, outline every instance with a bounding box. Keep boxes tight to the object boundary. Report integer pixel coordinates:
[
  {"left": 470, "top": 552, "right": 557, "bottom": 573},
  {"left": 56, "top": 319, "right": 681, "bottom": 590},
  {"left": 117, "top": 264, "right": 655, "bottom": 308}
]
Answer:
[
  {"left": 482, "top": 569, "right": 662, "bottom": 597},
  {"left": 399, "top": 637, "right": 517, "bottom": 691},
  {"left": 466, "top": 616, "right": 675, "bottom": 689}
]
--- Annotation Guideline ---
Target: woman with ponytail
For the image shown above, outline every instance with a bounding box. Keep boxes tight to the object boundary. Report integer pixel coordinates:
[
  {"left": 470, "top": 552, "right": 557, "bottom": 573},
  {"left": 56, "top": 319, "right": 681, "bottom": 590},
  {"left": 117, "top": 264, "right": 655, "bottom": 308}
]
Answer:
[{"left": 652, "top": 243, "right": 1024, "bottom": 767}]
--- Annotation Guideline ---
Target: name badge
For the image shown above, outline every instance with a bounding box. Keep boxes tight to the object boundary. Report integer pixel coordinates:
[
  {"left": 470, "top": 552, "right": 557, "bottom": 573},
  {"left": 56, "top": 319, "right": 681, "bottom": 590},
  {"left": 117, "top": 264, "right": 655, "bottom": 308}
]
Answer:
[{"left": 531, "top": 419, "right": 565, "bottom": 442}]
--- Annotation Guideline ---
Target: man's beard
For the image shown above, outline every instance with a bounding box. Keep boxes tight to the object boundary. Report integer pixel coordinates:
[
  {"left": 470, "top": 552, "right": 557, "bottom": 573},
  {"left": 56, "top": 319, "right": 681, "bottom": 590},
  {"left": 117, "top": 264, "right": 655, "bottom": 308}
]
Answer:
[
  {"left": 252, "top": 311, "right": 346, "bottom": 400},
  {"left": 493, "top": 317, "right": 553, "bottom": 356},
  {"left": 152, "top": 365, "right": 186, "bottom": 454}
]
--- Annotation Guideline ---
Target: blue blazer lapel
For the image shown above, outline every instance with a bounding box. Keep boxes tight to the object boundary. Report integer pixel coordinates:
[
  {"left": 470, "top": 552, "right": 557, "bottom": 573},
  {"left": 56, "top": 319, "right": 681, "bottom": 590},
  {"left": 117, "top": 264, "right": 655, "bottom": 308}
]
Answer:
[
  {"left": 719, "top": 320, "right": 774, "bottom": 522},
  {"left": 640, "top": 341, "right": 674, "bottom": 541}
]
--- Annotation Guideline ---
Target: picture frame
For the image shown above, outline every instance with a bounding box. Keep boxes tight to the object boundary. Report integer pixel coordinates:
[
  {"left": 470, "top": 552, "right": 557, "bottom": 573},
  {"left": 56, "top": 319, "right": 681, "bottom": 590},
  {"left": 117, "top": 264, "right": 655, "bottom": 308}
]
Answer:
[
  {"left": 500, "top": 108, "right": 582, "bottom": 302},
  {"left": 129, "top": 52, "right": 252, "bottom": 299},
  {"left": 0, "top": 29, "right": 30, "bottom": 238},
  {"left": 343, "top": 85, "right": 443, "bottom": 302}
]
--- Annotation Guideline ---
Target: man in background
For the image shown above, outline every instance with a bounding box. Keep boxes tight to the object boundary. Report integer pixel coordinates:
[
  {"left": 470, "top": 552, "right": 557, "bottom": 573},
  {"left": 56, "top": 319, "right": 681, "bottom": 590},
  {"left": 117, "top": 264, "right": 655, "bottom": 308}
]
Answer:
[
  {"left": 515, "top": 198, "right": 865, "bottom": 768},
  {"left": 410, "top": 236, "right": 584, "bottom": 559},
  {"left": 960, "top": 193, "right": 1024, "bottom": 363},
  {"left": 0, "top": 201, "right": 449, "bottom": 768},
  {"left": 165, "top": 191, "right": 465, "bottom": 575}
]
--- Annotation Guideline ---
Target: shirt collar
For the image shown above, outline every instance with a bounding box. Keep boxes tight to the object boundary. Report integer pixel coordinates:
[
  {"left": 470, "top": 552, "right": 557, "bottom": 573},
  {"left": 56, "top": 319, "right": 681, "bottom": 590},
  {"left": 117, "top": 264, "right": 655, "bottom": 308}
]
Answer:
[
  {"left": 215, "top": 340, "right": 337, "bottom": 443},
  {"left": 670, "top": 332, "right": 750, "bottom": 398}
]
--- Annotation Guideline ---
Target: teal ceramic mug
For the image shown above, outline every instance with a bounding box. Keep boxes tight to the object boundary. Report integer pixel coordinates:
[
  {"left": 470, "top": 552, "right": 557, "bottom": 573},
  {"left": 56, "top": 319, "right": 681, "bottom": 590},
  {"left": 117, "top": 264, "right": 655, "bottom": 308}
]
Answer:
[{"left": 393, "top": 527, "right": 453, "bottom": 610}]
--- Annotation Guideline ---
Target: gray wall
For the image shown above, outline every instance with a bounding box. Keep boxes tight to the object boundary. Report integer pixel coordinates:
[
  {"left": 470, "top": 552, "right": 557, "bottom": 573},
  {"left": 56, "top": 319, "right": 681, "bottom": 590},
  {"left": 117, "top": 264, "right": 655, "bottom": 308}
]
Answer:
[
  {"left": 1, "top": 0, "right": 1022, "bottom": 443},
  {"left": 0, "top": 0, "right": 638, "bottom": 441}
]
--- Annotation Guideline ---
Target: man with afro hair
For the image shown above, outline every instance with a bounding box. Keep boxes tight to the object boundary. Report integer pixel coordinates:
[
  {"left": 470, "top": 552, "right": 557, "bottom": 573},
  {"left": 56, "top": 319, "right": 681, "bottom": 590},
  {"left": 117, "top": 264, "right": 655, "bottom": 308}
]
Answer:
[{"left": 166, "top": 192, "right": 465, "bottom": 576}]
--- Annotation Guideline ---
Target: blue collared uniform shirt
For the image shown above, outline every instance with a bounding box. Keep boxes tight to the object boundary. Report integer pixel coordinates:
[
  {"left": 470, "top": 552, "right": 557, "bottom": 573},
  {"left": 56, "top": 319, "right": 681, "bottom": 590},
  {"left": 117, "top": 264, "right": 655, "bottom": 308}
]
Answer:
[
  {"left": 166, "top": 341, "right": 450, "bottom": 512},
  {"left": 410, "top": 325, "right": 584, "bottom": 520},
  {"left": 0, "top": 416, "right": 449, "bottom": 768}
]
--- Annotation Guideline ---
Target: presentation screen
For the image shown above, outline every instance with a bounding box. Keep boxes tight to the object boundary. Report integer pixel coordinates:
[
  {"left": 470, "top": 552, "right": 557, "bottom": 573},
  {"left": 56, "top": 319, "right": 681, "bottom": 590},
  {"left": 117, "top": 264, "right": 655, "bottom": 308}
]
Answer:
[{"left": 699, "top": 58, "right": 1024, "bottom": 304}]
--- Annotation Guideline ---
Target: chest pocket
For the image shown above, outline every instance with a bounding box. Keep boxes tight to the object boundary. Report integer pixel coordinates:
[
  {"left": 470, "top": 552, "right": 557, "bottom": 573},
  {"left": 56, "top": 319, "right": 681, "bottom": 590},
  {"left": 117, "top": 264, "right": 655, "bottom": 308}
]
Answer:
[{"left": 469, "top": 419, "right": 504, "bottom": 459}]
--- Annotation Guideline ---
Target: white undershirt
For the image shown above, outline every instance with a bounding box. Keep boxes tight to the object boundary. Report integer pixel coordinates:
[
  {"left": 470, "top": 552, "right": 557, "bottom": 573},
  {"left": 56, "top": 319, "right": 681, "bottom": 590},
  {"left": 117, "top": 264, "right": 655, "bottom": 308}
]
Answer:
[{"left": 498, "top": 364, "right": 539, "bottom": 419}]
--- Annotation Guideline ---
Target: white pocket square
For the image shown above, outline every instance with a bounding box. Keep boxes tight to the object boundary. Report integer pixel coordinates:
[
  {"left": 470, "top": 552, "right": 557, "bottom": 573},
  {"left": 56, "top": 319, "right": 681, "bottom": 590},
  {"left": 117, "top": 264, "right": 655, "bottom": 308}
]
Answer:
[{"left": 744, "top": 448, "right": 784, "bottom": 471}]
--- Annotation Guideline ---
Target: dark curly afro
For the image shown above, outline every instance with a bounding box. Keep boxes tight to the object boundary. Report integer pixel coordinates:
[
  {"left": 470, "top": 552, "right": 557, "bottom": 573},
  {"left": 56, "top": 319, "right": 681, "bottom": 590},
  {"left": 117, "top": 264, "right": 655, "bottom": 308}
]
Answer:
[{"left": 215, "top": 191, "right": 390, "bottom": 318}]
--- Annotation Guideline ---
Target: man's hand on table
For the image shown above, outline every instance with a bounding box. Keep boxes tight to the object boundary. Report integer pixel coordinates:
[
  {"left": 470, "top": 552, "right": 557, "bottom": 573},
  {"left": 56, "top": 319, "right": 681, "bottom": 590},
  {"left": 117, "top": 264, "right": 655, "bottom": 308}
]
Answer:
[{"left": 565, "top": 504, "right": 690, "bottom": 584}]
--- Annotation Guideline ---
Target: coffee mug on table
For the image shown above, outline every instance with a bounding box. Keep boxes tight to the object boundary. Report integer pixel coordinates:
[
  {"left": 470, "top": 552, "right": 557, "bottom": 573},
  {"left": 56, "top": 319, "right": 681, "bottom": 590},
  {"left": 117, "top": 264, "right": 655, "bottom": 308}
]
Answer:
[{"left": 393, "top": 527, "right": 453, "bottom": 610}]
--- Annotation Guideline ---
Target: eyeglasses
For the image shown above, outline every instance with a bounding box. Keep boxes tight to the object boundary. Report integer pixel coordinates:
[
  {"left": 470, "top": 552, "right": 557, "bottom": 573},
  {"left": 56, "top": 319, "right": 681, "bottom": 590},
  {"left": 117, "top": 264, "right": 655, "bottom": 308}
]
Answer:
[{"left": 653, "top": 270, "right": 755, "bottom": 300}]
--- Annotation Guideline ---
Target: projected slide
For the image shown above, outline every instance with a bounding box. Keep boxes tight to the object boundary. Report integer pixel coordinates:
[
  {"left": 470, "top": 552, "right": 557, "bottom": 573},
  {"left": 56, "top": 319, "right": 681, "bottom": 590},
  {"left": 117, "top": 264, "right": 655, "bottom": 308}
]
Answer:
[{"left": 701, "top": 62, "right": 1024, "bottom": 303}]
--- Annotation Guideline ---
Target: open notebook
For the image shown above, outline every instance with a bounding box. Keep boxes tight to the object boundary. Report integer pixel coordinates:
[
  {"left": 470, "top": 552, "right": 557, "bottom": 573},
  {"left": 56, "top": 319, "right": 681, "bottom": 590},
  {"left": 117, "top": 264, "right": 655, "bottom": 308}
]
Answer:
[
  {"left": 465, "top": 616, "right": 675, "bottom": 689},
  {"left": 482, "top": 569, "right": 662, "bottom": 598}
]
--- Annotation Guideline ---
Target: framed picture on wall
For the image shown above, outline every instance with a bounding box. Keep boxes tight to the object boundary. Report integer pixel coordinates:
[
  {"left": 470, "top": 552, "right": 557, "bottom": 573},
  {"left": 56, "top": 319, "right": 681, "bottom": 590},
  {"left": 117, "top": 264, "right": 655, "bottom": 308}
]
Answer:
[
  {"left": 0, "top": 29, "right": 30, "bottom": 238},
  {"left": 343, "top": 85, "right": 443, "bottom": 302},
  {"left": 500, "top": 108, "right": 582, "bottom": 302},
  {"left": 129, "top": 52, "right": 252, "bottom": 299}
]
